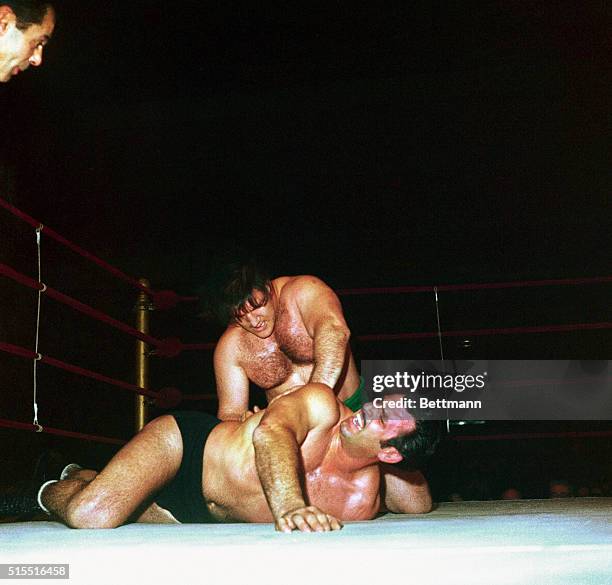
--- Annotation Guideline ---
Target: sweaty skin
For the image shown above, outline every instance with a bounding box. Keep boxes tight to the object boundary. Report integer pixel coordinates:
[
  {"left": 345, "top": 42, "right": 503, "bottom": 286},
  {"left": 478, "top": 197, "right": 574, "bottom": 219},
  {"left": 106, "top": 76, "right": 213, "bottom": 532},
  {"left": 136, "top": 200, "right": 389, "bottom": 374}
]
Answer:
[
  {"left": 214, "top": 276, "right": 361, "bottom": 421},
  {"left": 40, "top": 386, "right": 432, "bottom": 532},
  {"left": 204, "top": 393, "right": 380, "bottom": 524}
]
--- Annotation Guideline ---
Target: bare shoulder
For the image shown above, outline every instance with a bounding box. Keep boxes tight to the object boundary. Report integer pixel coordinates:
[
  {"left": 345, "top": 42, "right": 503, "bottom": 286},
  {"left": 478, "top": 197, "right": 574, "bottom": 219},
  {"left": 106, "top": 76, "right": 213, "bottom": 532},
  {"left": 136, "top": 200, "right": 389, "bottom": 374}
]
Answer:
[
  {"left": 282, "top": 275, "right": 334, "bottom": 302},
  {"left": 214, "top": 325, "right": 244, "bottom": 358},
  {"left": 300, "top": 383, "right": 341, "bottom": 428},
  {"left": 260, "top": 384, "right": 340, "bottom": 440}
]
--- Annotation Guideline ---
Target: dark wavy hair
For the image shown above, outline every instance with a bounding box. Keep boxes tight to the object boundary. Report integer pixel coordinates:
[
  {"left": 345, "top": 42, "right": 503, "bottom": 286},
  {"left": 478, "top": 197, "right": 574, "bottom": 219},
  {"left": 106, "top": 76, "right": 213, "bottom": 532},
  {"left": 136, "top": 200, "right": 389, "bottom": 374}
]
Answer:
[
  {"left": 5, "top": 1, "right": 53, "bottom": 30},
  {"left": 384, "top": 419, "right": 444, "bottom": 470},
  {"left": 199, "top": 260, "right": 272, "bottom": 325}
]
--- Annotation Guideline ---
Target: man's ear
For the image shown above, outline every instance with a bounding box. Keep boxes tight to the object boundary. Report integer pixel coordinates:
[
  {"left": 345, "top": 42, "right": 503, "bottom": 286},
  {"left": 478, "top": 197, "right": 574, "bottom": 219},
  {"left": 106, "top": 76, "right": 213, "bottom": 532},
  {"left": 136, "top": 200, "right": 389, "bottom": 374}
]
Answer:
[
  {"left": 377, "top": 446, "right": 403, "bottom": 464},
  {"left": 0, "top": 6, "right": 16, "bottom": 36}
]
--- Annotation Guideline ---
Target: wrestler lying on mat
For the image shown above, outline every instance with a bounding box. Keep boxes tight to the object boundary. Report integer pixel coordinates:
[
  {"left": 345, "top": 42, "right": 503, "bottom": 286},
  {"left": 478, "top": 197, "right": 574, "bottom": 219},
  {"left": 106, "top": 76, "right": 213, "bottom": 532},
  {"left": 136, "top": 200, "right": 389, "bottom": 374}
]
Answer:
[{"left": 36, "top": 384, "right": 439, "bottom": 532}]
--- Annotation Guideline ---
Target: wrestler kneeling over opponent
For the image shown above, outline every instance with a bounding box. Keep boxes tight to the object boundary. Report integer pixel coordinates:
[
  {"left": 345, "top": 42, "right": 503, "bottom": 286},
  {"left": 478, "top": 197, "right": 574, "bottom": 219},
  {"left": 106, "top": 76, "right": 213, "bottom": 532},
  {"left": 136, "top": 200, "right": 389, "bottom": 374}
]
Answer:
[{"left": 7, "top": 384, "right": 441, "bottom": 532}]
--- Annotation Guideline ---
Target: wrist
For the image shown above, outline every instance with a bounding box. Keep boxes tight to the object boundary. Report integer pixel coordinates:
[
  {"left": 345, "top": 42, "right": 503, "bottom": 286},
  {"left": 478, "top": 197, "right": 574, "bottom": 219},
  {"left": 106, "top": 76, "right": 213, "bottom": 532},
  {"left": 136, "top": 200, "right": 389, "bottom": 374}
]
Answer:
[{"left": 276, "top": 499, "right": 307, "bottom": 518}]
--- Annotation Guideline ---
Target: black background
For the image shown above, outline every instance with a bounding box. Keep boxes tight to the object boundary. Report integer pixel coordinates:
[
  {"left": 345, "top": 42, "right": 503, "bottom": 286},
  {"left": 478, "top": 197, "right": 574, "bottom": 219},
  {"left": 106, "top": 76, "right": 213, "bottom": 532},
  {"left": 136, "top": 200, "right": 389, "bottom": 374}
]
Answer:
[{"left": 1, "top": 1, "right": 610, "bottom": 500}]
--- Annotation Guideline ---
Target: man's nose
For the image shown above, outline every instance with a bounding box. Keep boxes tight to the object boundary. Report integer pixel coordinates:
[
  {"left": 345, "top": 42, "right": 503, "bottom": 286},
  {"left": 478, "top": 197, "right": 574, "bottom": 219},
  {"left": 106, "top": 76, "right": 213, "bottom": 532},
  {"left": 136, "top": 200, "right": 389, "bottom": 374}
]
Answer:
[
  {"left": 246, "top": 313, "right": 259, "bottom": 326},
  {"left": 29, "top": 46, "right": 44, "bottom": 67}
]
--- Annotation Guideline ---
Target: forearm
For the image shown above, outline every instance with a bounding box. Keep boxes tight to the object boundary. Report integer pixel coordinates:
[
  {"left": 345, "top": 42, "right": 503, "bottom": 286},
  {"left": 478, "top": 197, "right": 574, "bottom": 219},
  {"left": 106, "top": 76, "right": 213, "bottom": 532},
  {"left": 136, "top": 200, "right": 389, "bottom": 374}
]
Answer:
[
  {"left": 310, "top": 324, "right": 350, "bottom": 388},
  {"left": 214, "top": 342, "right": 250, "bottom": 421},
  {"left": 252, "top": 424, "right": 307, "bottom": 519},
  {"left": 215, "top": 379, "right": 250, "bottom": 422}
]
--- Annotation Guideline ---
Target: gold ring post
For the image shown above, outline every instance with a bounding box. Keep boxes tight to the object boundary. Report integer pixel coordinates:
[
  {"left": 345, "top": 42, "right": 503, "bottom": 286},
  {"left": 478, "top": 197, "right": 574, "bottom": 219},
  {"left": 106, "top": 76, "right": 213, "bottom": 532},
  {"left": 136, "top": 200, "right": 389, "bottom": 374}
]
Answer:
[{"left": 135, "top": 278, "right": 152, "bottom": 432}]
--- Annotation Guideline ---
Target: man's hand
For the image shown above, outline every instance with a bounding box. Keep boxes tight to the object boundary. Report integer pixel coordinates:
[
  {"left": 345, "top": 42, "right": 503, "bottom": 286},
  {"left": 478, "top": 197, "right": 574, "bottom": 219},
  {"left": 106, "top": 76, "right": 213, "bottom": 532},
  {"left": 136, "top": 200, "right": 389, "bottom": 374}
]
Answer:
[{"left": 276, "top": 506, "right": 343, "bottom": 533}]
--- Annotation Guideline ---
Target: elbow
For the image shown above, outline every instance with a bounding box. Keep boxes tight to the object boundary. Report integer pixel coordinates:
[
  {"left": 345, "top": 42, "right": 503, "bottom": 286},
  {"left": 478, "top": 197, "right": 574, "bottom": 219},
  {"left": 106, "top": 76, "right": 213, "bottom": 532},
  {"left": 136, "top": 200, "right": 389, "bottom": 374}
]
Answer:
[
  {"left": 414, "top": 497, "right": 433, "bottom": 514},
  {"left": 393, "top": 499, "right": 433, "bottom": 515},
  {"left": 338, "top": 323, "right": 350, "bottom": 345},
  {"left": 252, "top": 424, "right": 274, "bottom": 448},
  {"left": 321, "top": 319, "right": 350, "bottom": 343},
  {"left": 252, "top": 422, "right": 290, "bottom": 453},
  {"left": 325, "top": 322, "right": 350, "bottom": 350},
  {"left": 408, "top": 493, "right": 433, "bottom": 514}
]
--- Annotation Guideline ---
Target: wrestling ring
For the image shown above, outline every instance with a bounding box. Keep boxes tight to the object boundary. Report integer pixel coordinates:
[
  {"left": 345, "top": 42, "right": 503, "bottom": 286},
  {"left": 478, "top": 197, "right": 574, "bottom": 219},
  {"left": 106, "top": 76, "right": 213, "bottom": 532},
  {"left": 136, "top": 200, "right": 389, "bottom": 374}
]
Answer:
[
  {"left": 1, "top": 500, "right": 611, "bottom": 585},
  {"left": 1, "top": 196, "right": 611, "bottom": 585}
]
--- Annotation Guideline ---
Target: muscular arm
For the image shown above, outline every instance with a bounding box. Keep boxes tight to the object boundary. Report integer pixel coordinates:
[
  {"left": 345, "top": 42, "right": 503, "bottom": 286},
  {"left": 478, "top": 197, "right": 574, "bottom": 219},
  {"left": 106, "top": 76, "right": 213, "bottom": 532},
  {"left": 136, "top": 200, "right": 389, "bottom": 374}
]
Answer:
[
  {"left": 380, "top": 464, "right": 433, "bottom": 514},
  {"left": 252, "top": 384, "right": 343, "bottom": 532},
  {"left": 295, "top": 277, "right": 350, "bottom": 389},
  {"left": 214, "top": 332, "right": 250, "bottom": 421}
]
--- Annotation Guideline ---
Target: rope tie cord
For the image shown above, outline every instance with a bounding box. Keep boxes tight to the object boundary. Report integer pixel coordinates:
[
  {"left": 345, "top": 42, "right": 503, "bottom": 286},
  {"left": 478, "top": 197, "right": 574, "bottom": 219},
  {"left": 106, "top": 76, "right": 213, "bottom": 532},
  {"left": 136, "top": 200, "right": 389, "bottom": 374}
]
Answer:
[
  {"left": 434, "top": 286, "right": 445, "bottom": 361},
  {"left": 433, "top": 286, "right": 451, "bottom": 434},
  {"left": 33, "top": 225, "right": 44, "bottom": 429}
]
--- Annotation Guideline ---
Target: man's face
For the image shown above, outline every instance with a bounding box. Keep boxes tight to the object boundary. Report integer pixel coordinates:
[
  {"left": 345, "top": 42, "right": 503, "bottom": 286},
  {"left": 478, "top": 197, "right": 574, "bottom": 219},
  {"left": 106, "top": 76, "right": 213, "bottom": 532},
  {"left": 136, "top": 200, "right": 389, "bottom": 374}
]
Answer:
[
  {"left": 234, "top": 289, "right": 277, "bottom": 339},
  {"left": 339, "top": 396, "right": 416, "bottom": 458},
  {"left": 0, "top": 6, "right": 55, "bottom": 82}
]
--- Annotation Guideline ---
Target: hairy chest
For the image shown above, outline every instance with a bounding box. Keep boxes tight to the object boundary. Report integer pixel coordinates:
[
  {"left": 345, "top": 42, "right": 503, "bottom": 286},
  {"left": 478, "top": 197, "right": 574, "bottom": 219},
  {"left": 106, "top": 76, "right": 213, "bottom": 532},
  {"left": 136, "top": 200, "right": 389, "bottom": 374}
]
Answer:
[{"left": 239, "top": 309, "right": 314, "bottom": 389}]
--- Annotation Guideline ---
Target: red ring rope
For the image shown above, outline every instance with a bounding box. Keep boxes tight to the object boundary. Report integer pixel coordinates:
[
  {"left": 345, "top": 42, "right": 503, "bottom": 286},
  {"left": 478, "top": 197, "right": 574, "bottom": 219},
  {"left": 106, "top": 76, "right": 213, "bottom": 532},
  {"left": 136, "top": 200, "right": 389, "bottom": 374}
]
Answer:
[
  {"left": 0, "top": 341, "right": 158, "bottom": 399},
  {"left": 337, "top": 276, "right": 612, "bottom": 296},
  {"left": 356, "top": 321, "right": 612, "bottom": 342},
  {"left": 0, "top": 196, "right": 197, "bottom": 307},
  {"left": 3, "top": 196, "right": 610, "bottom": 414},
  {"left": 178, "top": 321, "right": 612, "bottom": 355},
  {"left": 0, "top": 261, "right": 169, "bottom": 350},
  {"left": 453, "top": 430, "right": 612, "bottom": 442},
  {"left": 0, "top": 418, "right": 126, "bottom": 445}
]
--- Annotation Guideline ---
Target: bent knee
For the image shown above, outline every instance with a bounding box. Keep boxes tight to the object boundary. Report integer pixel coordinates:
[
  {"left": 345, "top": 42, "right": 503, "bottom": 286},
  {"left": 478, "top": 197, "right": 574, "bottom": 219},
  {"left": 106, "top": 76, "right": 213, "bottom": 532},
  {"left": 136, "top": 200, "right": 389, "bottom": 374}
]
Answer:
[
  {"left": 65, "top": 497, "right": 121, "bottom": 529},
  {"left": 417, "top": 501, "right": 433, "bottom": 514}
]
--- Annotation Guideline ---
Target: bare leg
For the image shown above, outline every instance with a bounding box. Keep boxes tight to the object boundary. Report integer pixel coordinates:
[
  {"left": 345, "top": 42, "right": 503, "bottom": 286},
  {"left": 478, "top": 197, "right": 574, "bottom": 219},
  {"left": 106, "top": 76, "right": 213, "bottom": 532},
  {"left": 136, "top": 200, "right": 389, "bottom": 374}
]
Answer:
[
  {"left": 135, "top": 502, "right": 180, "bottom": 524},
  {"left": 40, "top": 468, "right": 97, "bottom": 524},
  {"left": 41, "top": 415, "right": 183, "bottom": 528},
  {"left": 42, "top": 468, "right": 180, "bottom": 525}
]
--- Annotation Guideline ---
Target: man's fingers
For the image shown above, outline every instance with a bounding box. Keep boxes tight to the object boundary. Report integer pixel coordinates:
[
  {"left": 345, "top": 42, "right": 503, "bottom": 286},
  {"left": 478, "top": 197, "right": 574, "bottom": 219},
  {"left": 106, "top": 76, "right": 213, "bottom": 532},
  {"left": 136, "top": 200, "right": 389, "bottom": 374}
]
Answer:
[
  {"left": 291, "top": 514, "right": 312, "bottom": 532},
  {"left": 276, "top": 506, "right": 343, "bottom": 533},
  {"left": 310, "top": 509, "right": 332, "bottom": 531},
  {"left": 328, "top": 514, "right": 343, "bottom": 530},
  {"left": 240, "top": 406, "right": 262, "bottom": 422},
  {"left": 276, "top": 517, "right": 294, "bottom": 533}
]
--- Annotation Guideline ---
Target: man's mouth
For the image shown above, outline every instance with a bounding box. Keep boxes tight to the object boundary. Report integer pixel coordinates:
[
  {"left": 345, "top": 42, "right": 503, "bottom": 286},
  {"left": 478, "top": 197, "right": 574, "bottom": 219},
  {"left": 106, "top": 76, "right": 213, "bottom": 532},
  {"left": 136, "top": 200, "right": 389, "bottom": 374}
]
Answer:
[
  {"left": 12, "top": 67, "right": 20, "bottom": 76},
  {"left": 352, "top": 411, "right": 365, "bottom": 430}
]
